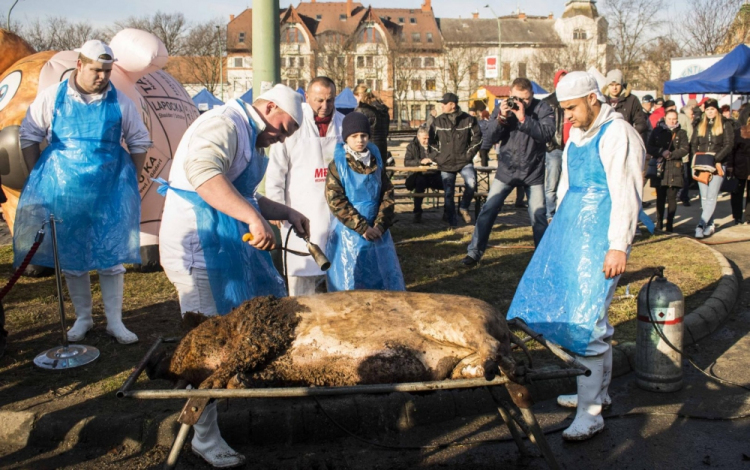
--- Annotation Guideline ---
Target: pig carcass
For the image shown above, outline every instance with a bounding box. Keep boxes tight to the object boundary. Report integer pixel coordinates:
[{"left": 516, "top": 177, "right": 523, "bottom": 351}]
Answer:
[{"left": 148, "top": 291, "right": 519, "bottom": 389}]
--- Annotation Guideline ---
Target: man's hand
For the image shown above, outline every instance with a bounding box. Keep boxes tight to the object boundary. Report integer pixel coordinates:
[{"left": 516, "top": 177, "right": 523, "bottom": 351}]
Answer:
[
  {"left": 661, "top": 150, "right": 671, "bottom": 159},
  {"left": 363, "top": 226, "right": 383, "bottom": 241},
  {"left": 511, "top": 99, "right": 526, "bottom": 123},
  {"left": 420, "top": 158, "right": 432, "bottom": 165},
  {"left": 499, "top": 100, "right": 513, "bottom": 119},
  {"left": 246, "top": 217, "right": 276, "bottom": 251},
  {"left": 602, "top": 250, "right": 627, "bottom": 279},
  {"left": 287, "top": 209, "right": 310, "bottom": 239},
  {"left": 269, "top": 220, "right": 284, "bottom": 229}
]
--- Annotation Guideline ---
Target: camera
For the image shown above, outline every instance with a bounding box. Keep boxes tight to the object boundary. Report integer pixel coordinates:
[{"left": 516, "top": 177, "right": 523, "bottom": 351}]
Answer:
[{"left": 505, "top": 96, "right": 520, "bottom": 111}]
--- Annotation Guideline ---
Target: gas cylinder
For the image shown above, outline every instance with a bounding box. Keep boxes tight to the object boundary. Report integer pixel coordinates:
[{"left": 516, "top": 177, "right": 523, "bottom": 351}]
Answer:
[{"left": 635, "top": 268, "right": 684, "bottom": 392}]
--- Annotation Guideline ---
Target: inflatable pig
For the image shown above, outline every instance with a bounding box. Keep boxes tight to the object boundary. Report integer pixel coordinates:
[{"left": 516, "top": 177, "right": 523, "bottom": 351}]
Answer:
[{"left": 0, "top": 28, "right": 199, "bottom": 271}]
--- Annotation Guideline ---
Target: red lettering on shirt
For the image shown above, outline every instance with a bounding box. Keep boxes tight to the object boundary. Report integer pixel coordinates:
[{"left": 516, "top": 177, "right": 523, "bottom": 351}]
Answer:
[{"left": 314, "top": 167, "right": 328, "bottom": 182}]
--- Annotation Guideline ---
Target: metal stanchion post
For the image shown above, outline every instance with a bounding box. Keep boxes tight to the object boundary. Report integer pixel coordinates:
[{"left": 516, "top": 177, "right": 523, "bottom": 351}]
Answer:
[{"left": 34, "top": 214, "right": 100, "bottom": 369}]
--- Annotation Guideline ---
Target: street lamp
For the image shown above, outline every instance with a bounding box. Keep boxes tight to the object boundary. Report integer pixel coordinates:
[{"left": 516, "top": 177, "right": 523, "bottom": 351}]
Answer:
[
  {"left": 216, "top": 25, "right": 224, "bottom": 101},
  {"left": 484, "top": 4, "right": 502, "bottom": 86}
]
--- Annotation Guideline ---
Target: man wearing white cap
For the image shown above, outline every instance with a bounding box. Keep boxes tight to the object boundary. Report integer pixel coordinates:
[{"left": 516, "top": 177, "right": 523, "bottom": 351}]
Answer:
[
  {"left": 507, "top": 71, "right": 645, "bottom": 441},
  {"left": 158, "top": 84, "right": 308, "bottom": 468},
  {"left": 15, "top": 39, "right": 151, "bottom": 345}
]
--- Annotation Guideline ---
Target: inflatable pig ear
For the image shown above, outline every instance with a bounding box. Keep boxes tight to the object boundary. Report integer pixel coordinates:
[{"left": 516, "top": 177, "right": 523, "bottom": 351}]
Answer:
[
  {"left": 0, "top": 29, "right": 35, "bottom": 76},
  {"left": 109, "top": 28, "right": 168, "bottom": 81}
]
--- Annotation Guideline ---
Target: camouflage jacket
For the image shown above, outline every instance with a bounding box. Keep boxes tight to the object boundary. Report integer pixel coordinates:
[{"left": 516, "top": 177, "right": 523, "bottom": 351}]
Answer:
[{"left": 325, "top": 144, "right": 395, "bottom": 235}]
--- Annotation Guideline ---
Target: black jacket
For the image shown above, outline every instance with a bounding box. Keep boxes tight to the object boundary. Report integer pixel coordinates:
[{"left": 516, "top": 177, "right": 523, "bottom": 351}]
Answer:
[
  {"left": 647, "top": 121, "right": 689, "bottom": 187},
  {"left": 354, "top": 101, "right": 390, "bottom": 159},
  {"left": 542, "top": 92, "right": 565, "bottom": 152},
  {"left": 690, "top": 117, "right": 734, "bottom": 164},
  {"left": 490, "top": 98, "right": 555, "bottom": 186},
  {"left": 478, "top": 119, "right": 496, "bottom": 150},
  {"left": 605, "top": 89, "right": 648, "bottom": 138},
  {"left": 729, "top": 119, "right": 750, "bottom": 180},
  {"left": 404, "top": 137, "right": 437, "bottom": 167},
  {"left": 429, "top": 109, "right": 482, "bottom": 172}
]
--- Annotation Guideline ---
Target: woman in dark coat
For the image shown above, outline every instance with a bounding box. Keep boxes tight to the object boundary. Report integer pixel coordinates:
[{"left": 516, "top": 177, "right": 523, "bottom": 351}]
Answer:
[
  {"left": 728, "top": 108, "right": 750, "bottom": 225},
  {"left": 353, "top": 85, "right": 390, "bottom": 161},
  {"left": 647, "top": 109, "right": 689, "bottom": 232},
  {"left": 689, "top": 99, "right": 734, "bottom": 238}
]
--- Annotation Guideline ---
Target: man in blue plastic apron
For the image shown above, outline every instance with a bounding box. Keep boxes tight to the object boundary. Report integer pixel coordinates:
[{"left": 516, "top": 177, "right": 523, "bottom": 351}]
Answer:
[
  {"left": 158, "top": 84, "right": 308, "bottom": 468},
  {"left": 507, "top": 72, "right": 645, "bottom": 441},
  {"left": 14, "top": 40, "right": 151, "bottom": 345}
]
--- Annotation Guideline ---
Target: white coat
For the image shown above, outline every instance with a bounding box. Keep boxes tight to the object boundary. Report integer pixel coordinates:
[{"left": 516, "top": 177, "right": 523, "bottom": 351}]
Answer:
[{"left": 266, "top": 104, "right": 345, "bottom": 276}]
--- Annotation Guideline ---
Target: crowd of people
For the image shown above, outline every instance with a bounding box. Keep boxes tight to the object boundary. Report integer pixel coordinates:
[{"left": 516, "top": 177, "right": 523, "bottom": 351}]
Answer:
[{"left": 4, "top": 36, "right": 748, "bottom": 467}]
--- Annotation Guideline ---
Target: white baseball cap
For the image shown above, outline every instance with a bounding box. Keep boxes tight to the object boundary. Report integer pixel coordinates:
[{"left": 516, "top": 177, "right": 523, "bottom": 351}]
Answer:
[
  {"left": 256, "top": 84, "right": 304, "bottom": 125},
  {"left": 556, "top": 71, "right": 605, "bottom": 103},
  {"left": 75, "top": 40, "right": 117, "bottom": 63}
]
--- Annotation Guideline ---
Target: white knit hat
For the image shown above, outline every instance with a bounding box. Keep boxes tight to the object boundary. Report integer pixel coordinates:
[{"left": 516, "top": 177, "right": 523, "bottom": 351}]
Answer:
[
  {"left": 256, "top": 84, "right": 304, "bottom": 125},
  {"left": 75, "top": 40, "right": 116, "bottom": 63},
  {"left": 556, "top": 71, "right": 605, "bottom": 103}
]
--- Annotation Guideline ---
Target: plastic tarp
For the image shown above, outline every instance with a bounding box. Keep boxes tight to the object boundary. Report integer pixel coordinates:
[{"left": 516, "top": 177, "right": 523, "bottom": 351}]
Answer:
[
  {"left": 296, "top": 87, "right": 306, "bottom": 102},
  {"left": 664, "top": 45, "right": 750, "bottom": 94},
  {"left": 335, "top": 87, "right": 357, "bottom": 113},
  {"left": 239, "top": 88, "right": 253, "bottom": 103},
  {"left": 192, "top": 88, "right": 224, "bottom": 111},
  {"left": 531, "top": 81, "right": 548, "bottom": 94}
]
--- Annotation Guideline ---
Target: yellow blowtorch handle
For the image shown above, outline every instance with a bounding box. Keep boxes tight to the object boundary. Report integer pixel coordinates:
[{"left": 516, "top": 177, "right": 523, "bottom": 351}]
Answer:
[{"left": 242, "top": 233, "right": 254, "bottom": 243}]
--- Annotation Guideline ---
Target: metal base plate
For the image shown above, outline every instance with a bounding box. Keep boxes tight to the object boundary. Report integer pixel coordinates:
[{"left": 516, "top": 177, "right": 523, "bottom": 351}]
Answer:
[{"left": 34, "top": 344, "right": 100, "bottom": 370}]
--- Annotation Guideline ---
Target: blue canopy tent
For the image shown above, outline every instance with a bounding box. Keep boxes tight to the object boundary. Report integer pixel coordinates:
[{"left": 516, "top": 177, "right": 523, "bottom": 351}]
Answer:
[
  {"left": 296, "top": 87, "right": 306, "bottom": 102},
  {"left": 192, "top": 88, "right": 224, "bottom": 112},
  {"left": 239, "top": 88, "right": 253, "bottom": 103},
  {"left": 335, "top": 87, "right": 358, "bottom": 115},
  {"left": 531, "top": 81, "right": 549, "bottom": 94},
  {"left": 664, "top": 45, "right": 750, "bottom": 94}
]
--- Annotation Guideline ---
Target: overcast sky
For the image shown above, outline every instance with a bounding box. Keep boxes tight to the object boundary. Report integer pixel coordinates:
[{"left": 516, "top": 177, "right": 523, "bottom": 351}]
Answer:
[{"left": 3, "top": 0, "right": 649, "bottom": 28}]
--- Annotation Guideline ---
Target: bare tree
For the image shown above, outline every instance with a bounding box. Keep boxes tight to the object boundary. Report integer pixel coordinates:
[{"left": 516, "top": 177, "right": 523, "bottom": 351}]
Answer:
[
  {"left": 314, "top": 32, "right": 354, "bottom": 92},
  {"left": 601, "top": 0, "right": 665, "bottom": 75},
  {"left": 681, "top": 0, "right": 743, "bottom": 54},
  {"left": 635, "top": 36, "right": 683, "bottom": 94},
  {"left": 21, "top": 16, "right": 100, "bottom": 52},
  {"left": 165, "top": 21, "right": 225, "bottom": 94},
  {"left": 107, "top": 11, "right": 189, "bottom": 56},
  {"left": 437, "top": 44, "right": 485, "bottom": 98}
]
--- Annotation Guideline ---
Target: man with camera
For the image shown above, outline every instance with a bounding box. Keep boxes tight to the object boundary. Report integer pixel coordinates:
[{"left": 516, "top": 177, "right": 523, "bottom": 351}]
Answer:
[{"left": 462, "top": 78, "right": 554, "bottom": 267}]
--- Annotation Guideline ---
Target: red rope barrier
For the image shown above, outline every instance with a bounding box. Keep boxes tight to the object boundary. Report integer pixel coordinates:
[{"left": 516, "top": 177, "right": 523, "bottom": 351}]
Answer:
[{"left": 0, "top": 230, "right": 45, "bottom": 302}]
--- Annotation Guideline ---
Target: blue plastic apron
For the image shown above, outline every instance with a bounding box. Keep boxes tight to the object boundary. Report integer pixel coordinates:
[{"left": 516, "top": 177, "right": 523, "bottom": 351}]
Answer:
[
  {"left": 13, "top": 80, "right": 140, "bottom": 271},
  {"left": 507, "top": 121, "right": 620, "bottom": 356},
  {"left": 326, "top": 143, "right": 405, "bottom": 292},
  {"left": 156, "top": 100, "right": 286, "bottom": 315}
]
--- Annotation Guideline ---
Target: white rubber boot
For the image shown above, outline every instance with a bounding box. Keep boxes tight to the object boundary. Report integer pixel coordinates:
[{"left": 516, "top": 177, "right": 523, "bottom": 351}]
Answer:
[
  {"left": 192, "top": 401, "right": 246, "bottom": 468},
  {"left": 562, "top": 354, "right": 606, "bottom": 441},
  {"left": 99, "top": 273, "right": 138, "bottom": 344},
  {"left": 64, "top": 272, "right": 94, "bottom": 342},
  {"left": 557, "top": 346, "right": 613, "bottom": 409}
]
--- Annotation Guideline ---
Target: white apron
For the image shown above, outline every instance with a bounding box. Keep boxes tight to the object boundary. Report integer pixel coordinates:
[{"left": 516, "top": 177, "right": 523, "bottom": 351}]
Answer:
[{"left": 266, "top": 104, "right": 344, "bottom": 276}]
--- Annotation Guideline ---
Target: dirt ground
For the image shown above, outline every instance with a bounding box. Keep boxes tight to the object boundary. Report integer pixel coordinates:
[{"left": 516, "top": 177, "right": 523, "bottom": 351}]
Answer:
[{"left": 0, "top": 225, "right": 721, "bottom": 469}]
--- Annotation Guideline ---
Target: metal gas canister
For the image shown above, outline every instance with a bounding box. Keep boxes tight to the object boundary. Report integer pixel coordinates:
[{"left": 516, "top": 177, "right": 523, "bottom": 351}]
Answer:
[{"left": 635, "top": 268, "right": 684, "bottom": 392}]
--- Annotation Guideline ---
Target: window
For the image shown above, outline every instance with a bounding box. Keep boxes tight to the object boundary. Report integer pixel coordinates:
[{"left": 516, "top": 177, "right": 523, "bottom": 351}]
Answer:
[
  {"left": 502, "top": 62, "right": 511, "bottom": 80},
  {"left": 288, "top": 57, "right": 296, "bottom": 68},
  {"left": 280, "top": 57, "right": 287, "bottom": 67},
  {"left": 282, "top": 27, "right": 304, "bottom": 44},
  {"left": 410, "top": 17, "right": 416, "bottom": 24},
  {"left": 238, "top": 32, "right": 246, "bottom": 43},
  {"left": 469, "top": 63, "right": 478, "bottom": 81},
  {"left": 540, "top": 63, "right": 554, "bottom": 86},
  {"left": 425, "top": 104, "right": 435, "bottom": 118},
  {"left": 233, "top": 58, "right": 243, "bottom": 68},
  {"left": 299, "top": 57, "right": 305, "bottom": 68},
  {"left": 398, "top": 17, "right": 405, "bottom": 23},
  {"left": 411, "top": 105, "right": 422, "bottom": 121},
  {"left": 316, "top": 14, "right": 322, "bottom": 20},
  {"left": 424, "top": 57, "right": 435, "bottom": 67},
  {"left": 299, "top": 80, "right": 306, "bottom": 90},
  {"left": 357, "top": 78, "right": 365, "bottom": 86},
  {"left": 400, "top": 106, "right": 409, "bottom": 121},
  {"left": 360, "top": 27, "right": 383, "bottom": 43},
  {"left": 426, "top": 32, "right": 433, "bottom": 43},
  {"left": 425, "top": 79, "right": 436, "bottom": 91},
  {"left": 366, "top": 56, "right": 373, "bottom": 67},
  {"left": 340, "top": 14, "right": 347, "bottom": 21},
  {"left": 518, "top": 62, "right": 527, "bottom": 78},
  {"left": 357, "top": 56, "right": 365, "bottom": 67},
  {"left": 411, "top": 79, "right": 422, "bottom": 91},
  {"left": 375, "top": 79, "right": 382, "bottom": 91},
  {"left": 573, "top": 29, "right": 587, "bottom": 40},
  {"left": 411, "top": 32, "right": 421, "bottom": 43},
  {"left": 410, "top": 57, "right": 421, "bottom": 68},
  {"left": 398, "top": 57, "right": 410, "bottom": 67}
]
